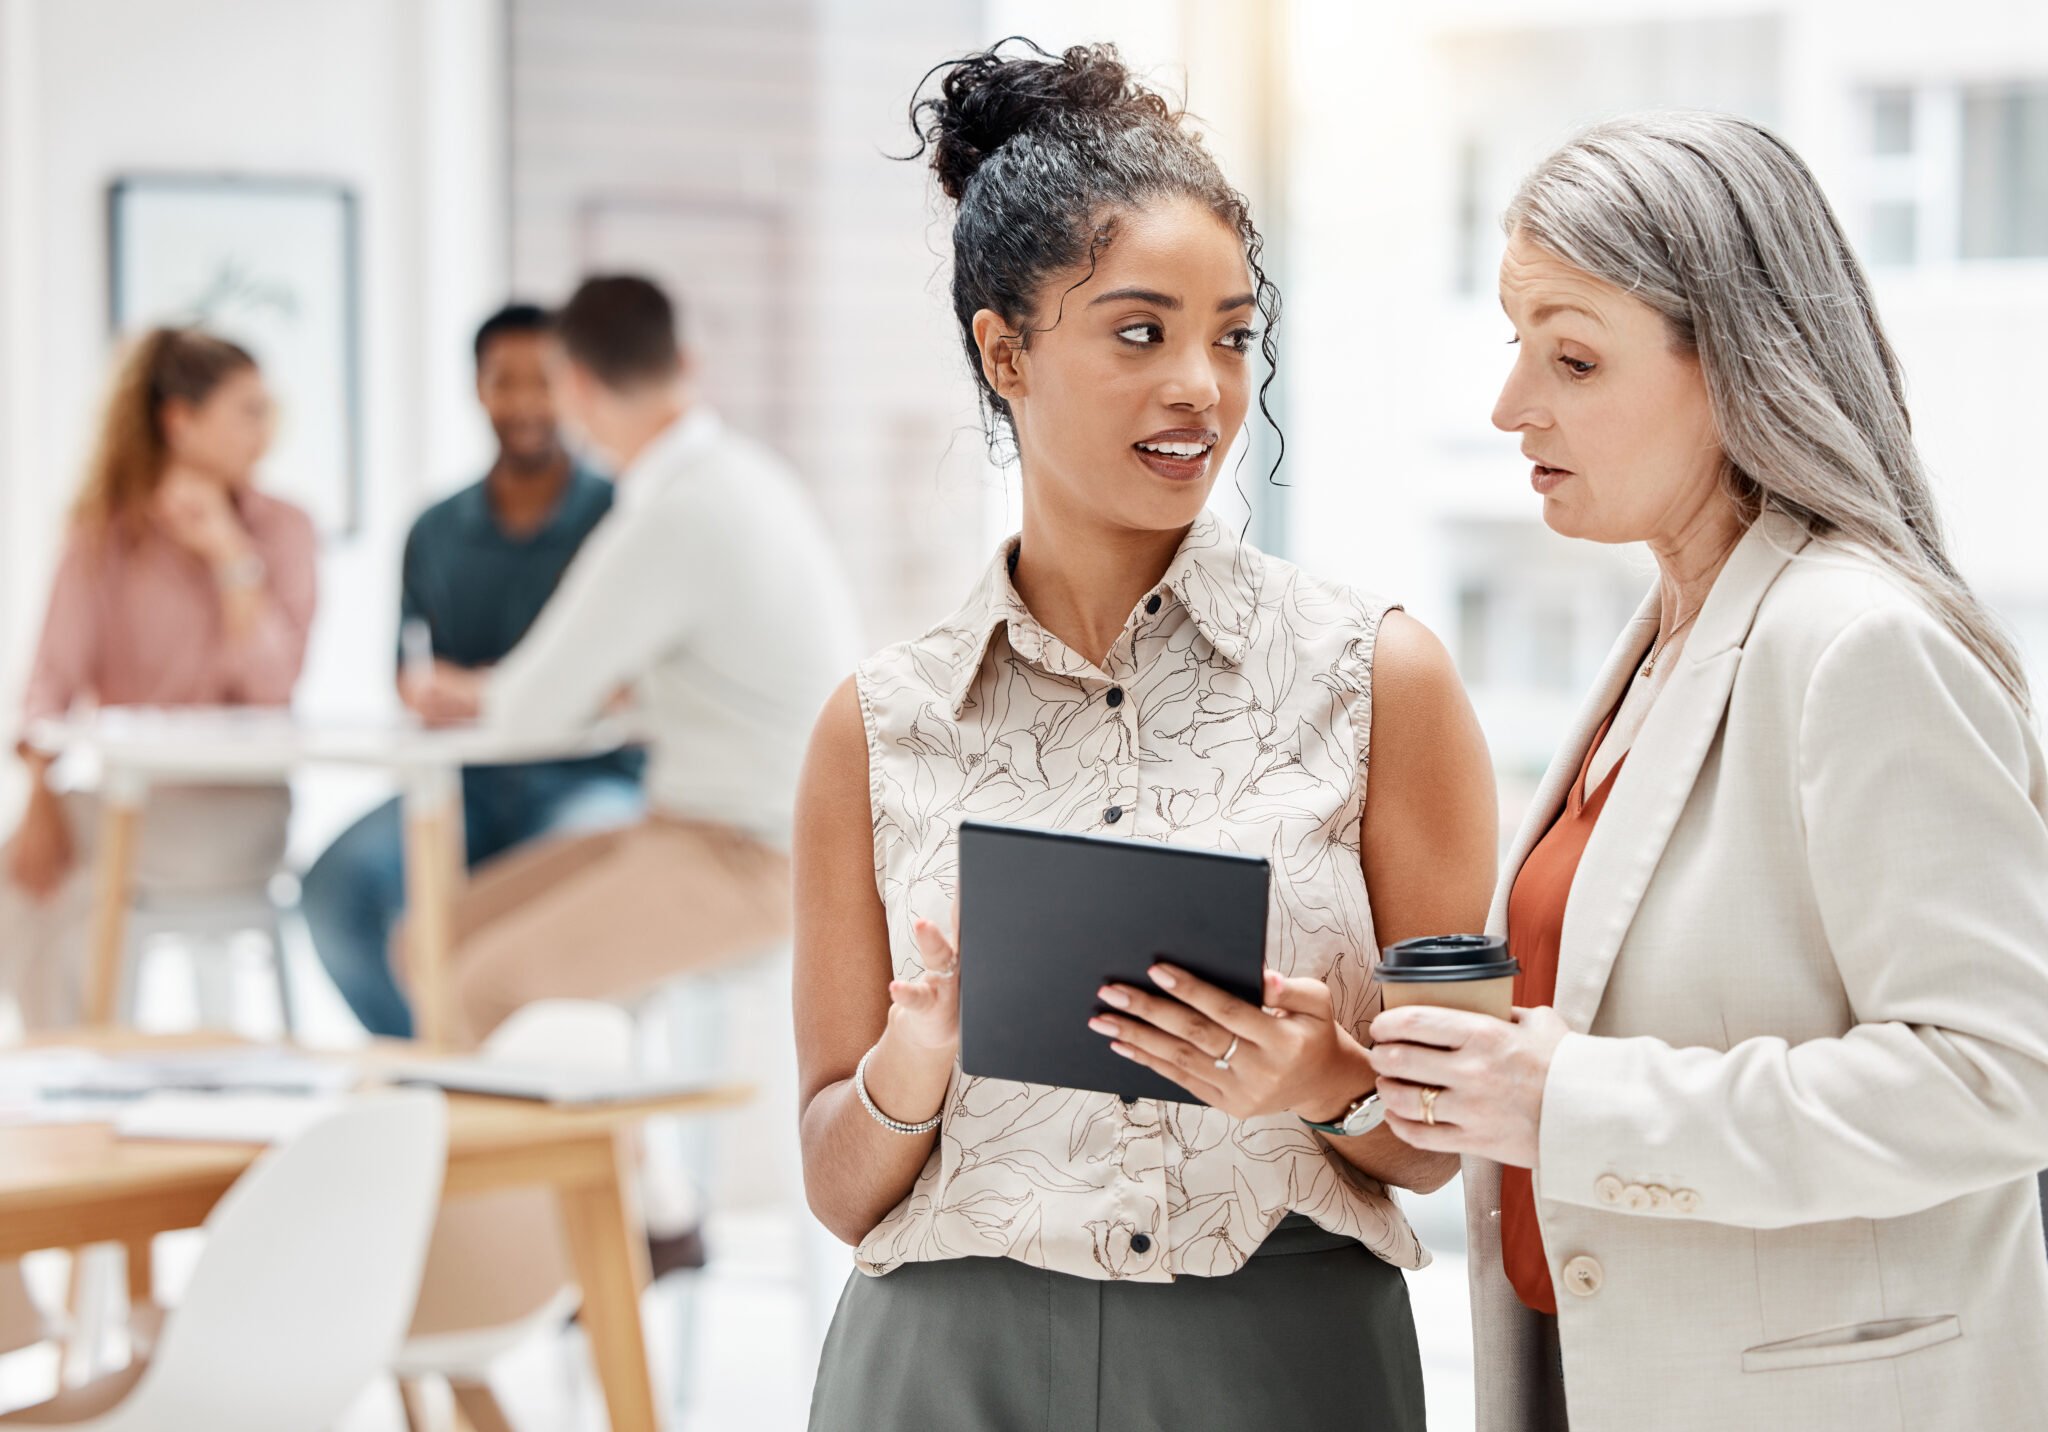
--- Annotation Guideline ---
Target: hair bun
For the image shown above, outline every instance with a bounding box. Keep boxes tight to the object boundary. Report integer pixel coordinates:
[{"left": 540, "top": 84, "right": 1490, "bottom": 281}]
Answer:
[{"left": 912, "top": 39, "right": 1172, "bottom": 202}]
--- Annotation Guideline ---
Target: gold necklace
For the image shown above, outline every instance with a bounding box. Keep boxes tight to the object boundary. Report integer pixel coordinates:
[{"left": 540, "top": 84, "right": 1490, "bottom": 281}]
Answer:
[{"left": 1640, "top": 608, "right": 1701, "bottom": 679}]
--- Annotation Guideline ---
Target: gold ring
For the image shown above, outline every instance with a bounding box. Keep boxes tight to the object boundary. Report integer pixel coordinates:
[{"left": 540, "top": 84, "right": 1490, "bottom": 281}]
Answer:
[{"left": 1419, "top": 1087, "right": 1438, "bottom": 1126}]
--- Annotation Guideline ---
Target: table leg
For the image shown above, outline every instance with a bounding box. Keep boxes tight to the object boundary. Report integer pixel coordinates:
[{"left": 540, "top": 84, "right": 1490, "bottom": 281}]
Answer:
[
  {"left": 558, "top": 1135, "right": 658, "bottom": 1432},
  {"left": 123, "top": 1236, "right": 152, "bottom": 1304},
  {"left": 402, "top": 767, "right": 463, "bottom": 1048},
  {"left": 84, "top": 774, "right": 146, "bottom": 1026}
]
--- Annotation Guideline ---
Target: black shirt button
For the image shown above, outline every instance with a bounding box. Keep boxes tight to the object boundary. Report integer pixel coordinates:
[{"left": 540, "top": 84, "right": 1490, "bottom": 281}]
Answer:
[
  {"left": 1145, "top": 594, "right": 1162, "bottom": 614},
  {"left": 1130, "top": 1233, "right": 1153, "bottom": 1254},
  {"left": 1105, "top": 805, "right": 1123, "bottom": 824},
  {"left": 1105, "top": 687, "right": 1124, "bottom": 708}
]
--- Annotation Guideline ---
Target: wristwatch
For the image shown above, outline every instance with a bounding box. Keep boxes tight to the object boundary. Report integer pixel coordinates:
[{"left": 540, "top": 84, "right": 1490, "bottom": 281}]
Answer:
[{"left": 1300, "top": 1091, "right": 1384, "bottom": 1138}]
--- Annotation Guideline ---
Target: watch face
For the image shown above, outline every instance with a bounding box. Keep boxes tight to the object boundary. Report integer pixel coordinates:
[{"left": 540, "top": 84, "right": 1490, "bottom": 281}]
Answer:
[{"left": 1340, "top": 1093, "right": 1386, "bottom": 1137}]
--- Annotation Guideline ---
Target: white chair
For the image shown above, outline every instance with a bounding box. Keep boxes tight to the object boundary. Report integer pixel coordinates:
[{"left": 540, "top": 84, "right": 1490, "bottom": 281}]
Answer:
[
  {"left": 1, "top": 1091, "right": 446, "bottom": 1431},
  {"left": 121, "top": 877, "right": 296, "bottom": 1036},
  {"left": 0, "top": 1261, "right": 50, "bottom": 1360},
  {"left": 393, "top": 1000, "right": 635, "bottom": 1432}
]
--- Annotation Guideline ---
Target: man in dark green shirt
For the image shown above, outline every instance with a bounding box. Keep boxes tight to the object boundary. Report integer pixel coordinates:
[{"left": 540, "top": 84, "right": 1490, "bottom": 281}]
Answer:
[{"left": 301, "top": 305, "right": 642, "bottom": 1036}]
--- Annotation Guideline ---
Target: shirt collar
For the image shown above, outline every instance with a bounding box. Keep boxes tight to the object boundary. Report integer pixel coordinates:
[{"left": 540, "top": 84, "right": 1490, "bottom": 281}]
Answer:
[
  {"left": 939, "top": 507, "right": 1258, "bottom": 719},
  {"left": 455, "top": 462, "right": 606, "bottom": 543},
  {"left": 614, "top": 407, "right": 722, "bottom": 514}
]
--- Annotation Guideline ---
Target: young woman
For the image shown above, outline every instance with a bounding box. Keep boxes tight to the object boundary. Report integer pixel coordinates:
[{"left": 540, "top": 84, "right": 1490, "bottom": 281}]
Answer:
[
  {"left": 795, "top": 42, "right": 1496, "bottom": 1429},
  {"left": 1, "top": 327, "right": 316, "bottom": 1027}
]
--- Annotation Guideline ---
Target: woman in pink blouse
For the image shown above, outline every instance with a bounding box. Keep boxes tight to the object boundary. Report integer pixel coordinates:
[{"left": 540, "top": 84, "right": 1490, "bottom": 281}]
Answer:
[{"left": 1, "top": 327, "right": 316, "bottom": 1027}]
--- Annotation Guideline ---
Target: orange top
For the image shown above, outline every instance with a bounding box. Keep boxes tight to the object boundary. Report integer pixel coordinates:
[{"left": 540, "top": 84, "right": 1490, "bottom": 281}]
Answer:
[{"left": 1501, "top": 709, "right": 1626, "bottom": 1315}]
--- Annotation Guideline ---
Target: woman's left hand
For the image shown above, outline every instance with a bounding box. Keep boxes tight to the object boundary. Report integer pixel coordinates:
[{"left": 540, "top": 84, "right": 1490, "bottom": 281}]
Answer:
[
  {"left": 1364, "top": 1004, "right": 1572, "bottom": 1167},
  {"left": 1090, "top": 964, "right": 1374, "bottom": 1123}
]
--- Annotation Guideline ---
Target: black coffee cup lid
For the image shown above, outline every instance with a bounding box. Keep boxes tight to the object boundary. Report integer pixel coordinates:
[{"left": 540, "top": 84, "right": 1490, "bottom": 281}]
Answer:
[{"left": 1376, "top": 933, "right": 1518, "bottom": 982}]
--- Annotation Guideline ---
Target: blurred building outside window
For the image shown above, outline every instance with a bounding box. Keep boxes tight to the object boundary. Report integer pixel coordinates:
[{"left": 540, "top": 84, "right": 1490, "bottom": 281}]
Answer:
[
  {"left": 1856, "top": 78, "right": 2048, "bottom": 268},
  {"left": 1961, "top": 80, "right": 2048, "bottom": 260}
]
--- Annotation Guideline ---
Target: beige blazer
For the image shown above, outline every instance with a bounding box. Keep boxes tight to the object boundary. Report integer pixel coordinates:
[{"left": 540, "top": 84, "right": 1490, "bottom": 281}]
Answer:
[{"left": 1464, "top": 511, "right": 2048, "bottom": 1432}]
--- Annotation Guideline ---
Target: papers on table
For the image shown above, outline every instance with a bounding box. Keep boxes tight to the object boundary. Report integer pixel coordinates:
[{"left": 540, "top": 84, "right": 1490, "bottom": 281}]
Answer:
[
  {"left": 112, "top": 1092, "right": 345, "bottom": 1143},
  {"left": 388, "top": 1057, "right": 714, "bottom": 1106},
  {"left": 0, "top": 1047, "right": 360, "bottom": 1138}
]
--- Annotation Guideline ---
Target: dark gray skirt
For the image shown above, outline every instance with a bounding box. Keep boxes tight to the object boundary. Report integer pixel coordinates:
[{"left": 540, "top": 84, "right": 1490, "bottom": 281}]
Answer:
[{"left": 808, "top": 1214, "right": 1425, "bottom": 1432}]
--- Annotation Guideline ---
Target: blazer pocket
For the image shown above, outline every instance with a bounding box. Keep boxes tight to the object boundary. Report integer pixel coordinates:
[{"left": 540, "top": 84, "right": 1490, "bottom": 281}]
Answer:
[{"left": 1741, "top": 1314, "right": 1961, "bottom": 1373}]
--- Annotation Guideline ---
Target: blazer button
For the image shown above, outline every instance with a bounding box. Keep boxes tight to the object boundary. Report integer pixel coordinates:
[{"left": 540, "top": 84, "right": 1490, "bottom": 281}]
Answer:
[
  {"left": 1594, "top": 1175, "right": 1624, "bottom": 1206},
  {"left": 1672, "top": 1189, "right": 1701, "bottom": 1215},
  {"left": 1561, "top": 1255, "right": 1605, "bottom": 1298},
  {"left": 1621, "top": 1183, "right": 1652, "bottom": 1212},
  {"left": 1647, "top": 1185, "right": 1673, "bottom": 1211}
]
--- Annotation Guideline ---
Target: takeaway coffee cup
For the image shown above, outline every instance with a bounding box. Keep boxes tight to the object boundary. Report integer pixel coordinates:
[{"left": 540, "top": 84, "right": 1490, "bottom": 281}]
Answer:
[{"left": 1376, "top": 934, "right": 1520, "bottom": 1021}]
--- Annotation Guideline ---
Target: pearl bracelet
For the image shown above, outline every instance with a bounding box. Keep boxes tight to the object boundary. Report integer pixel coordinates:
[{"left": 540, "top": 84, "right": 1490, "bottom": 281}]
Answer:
[{"left": 854, "top": 1046, "right": 942, "bottom": 1135}]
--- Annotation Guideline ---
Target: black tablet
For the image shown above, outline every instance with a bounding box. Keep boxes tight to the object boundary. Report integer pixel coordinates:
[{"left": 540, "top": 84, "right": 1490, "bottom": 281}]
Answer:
[{"left": 956, "top": 819, "right": 1270, "bottom": 1104}]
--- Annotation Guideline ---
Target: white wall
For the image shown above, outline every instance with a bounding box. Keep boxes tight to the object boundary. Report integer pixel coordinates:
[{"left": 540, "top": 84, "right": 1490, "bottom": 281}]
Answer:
[
  {"left": 506, "top": 0, "right": 990, "bottom": 653},
  {"left": 0, "top": 0, "right": 506, "bottom": 826}
]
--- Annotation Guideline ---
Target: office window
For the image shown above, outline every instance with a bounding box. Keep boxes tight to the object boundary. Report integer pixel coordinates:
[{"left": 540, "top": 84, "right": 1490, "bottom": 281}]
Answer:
[
  {"left": 1869, "top": 199, "right": 1918, "bottom": 265},
  {"left": 1441, "top": 518, "right": 1644, "bottom": 695},
  {"left": 1961, "top": 82, "right": 2048, "bottom": 259},
  {"left": 1453, "top": 137, "right": 1485, "bottom": 296},
  {"left": 1456, "top": 583, "right": 1491, "bottom": 683},
  {"left": 1438, "top": 16, "right": 1781, "bottom": 298},
  {"left": 1871, "top": 86, "right": 1915, "bottom": 155},
  {"left": 1859, "top": 85, "right": 1922, "bottom": 267}
]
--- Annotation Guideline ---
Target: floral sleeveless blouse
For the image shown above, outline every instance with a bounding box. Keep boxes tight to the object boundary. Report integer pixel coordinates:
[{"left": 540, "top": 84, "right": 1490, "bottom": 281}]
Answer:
[{"left": 853, "top": 512, "right": 1425, "bottom": 1283}]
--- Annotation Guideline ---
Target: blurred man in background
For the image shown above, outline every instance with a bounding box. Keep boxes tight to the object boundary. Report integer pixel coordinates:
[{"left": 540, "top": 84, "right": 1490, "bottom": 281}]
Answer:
[
  {"left": 299, "top": 303, "right": 643, "bottom": 1038},
  {"left": 402, "top": 274, "right": 857, "bottom": 1049}
]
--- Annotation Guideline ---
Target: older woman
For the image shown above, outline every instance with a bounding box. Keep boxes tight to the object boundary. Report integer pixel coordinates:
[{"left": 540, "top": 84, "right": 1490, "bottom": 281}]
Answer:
[{"left": 1366, "top": 112, "right": 2048, "bottom": 1432}]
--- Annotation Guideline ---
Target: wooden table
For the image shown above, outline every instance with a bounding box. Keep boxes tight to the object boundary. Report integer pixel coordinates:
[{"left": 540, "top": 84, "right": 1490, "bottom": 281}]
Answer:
[
  {"left": 0, "top": 1033, "right": 751, "bottom": 1432},
  {"left": 30, "top": 708, "right": 635, "bottom": 1048}
]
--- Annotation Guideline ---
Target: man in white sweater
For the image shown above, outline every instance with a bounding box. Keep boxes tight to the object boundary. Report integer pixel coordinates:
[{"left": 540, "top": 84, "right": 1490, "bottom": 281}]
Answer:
[{"left": 411, "top": 275, "right": 858, "bottom": 1045}]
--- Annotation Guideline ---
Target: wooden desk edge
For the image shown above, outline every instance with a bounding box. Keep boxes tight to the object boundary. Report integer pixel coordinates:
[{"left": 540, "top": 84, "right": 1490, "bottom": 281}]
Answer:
[{"left": 0, "top": 1079, "right": 758, "bottom": 1259}]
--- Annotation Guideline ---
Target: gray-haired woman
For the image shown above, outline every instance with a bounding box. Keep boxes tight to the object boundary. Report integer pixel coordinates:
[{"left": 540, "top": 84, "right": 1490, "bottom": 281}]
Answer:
[{"left": 1364, "top": 111, "right": 2048, "bottom": 1431}]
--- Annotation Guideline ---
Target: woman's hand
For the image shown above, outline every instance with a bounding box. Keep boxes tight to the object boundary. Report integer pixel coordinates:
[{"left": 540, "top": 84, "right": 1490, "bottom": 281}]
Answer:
[
  {"left": 152, "top": 472, "right": 254, "bottom": 570},
  {"left": 1365, "top": 1003, "right": 1571, "bottom": 1167},
  {"left": 888, "top": 915, "right": 961, "bottom": 1053},
  {"left": 1089, "top": 964, "right": 1374, "bottom": 1122},
  {"left": 6, "top": 786, "right": 73, "bottom": 899},
  {"left": 852, "top": 913, "right": 961, "bottom": 1137}
]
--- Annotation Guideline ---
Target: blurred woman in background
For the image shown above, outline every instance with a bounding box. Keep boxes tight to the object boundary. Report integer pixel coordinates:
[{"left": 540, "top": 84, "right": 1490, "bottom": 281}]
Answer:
[{"left": 0, "top": 327, "right": 316, "bottom": 1030}]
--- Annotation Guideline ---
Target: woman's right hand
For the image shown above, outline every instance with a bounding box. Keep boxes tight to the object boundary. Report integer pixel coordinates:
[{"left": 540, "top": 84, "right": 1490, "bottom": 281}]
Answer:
[
  {"left": 151, "top": 471, "right": 253, "bottom": 570},
  {"left": 888, "top": 914, "right": 962, "bottom": 1052},
  {"left": 7, "top": 789, "right": 73, "bottom": 899}
]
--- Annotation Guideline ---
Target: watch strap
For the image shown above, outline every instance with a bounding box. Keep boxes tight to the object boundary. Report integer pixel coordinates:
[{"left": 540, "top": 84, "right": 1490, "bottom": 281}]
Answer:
[{"left": 1300, "top": 1091, "right": 1376, "bottom": 1137}]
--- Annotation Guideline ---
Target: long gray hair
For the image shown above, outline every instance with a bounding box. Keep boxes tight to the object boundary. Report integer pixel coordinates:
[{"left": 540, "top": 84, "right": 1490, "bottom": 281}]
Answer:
[{"left": 1505, "top": 110, "right": 2031, "bottom": 712}]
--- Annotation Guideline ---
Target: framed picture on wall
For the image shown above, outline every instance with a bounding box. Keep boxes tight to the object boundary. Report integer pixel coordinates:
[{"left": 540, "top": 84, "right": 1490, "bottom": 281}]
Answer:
[{"left": 108, "top": 174, "right": 361, "bottom": 536}]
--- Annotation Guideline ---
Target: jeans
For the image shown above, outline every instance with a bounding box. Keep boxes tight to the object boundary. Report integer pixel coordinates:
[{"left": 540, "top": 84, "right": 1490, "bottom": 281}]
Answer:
[{"left": 300, "top": 761, "right": 644, "bottom": 1038}]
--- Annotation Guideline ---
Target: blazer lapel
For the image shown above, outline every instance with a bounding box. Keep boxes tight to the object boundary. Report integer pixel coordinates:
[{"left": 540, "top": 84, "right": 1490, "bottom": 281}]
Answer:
[
  {"left": 1550, "top": 512, "right": 1811, "bottom": 1031},
  {"left": 1486, "top": 593, "right": 1659, "bottom": 939}
]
